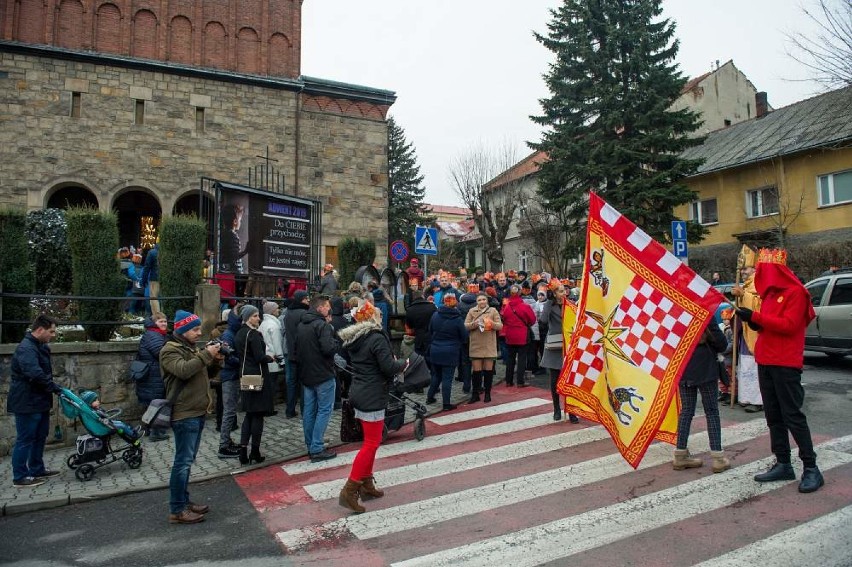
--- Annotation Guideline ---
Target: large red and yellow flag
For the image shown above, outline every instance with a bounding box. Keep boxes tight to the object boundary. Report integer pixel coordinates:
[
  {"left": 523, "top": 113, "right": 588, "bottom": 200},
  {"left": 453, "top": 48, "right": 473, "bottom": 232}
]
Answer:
[{"left": 557, "top": 193, "right": 725, "bottom": 468}]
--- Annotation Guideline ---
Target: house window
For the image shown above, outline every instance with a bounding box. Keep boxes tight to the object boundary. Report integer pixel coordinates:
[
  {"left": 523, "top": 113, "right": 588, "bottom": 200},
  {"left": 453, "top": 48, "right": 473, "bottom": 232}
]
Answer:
[
  {"left": 195, "top": 107, "right": 205, "bottom": 133},
  {"left": 818, "top": 170, "right": 852, "bottom": 207},
  {"left": 70, "top": 92, "right": 81, "bottom": 118},
  {"left": 519, "top": 249, "right": 528, "bottom": 272},
  {"left": 746, "top": 186, "right": 779, "bottom": 218},
  {"left": 690, "top": 198, "right": 718, "bottom": 225},
  {"left": 135, "top": 99, "right": 145, "bottom": 125}
]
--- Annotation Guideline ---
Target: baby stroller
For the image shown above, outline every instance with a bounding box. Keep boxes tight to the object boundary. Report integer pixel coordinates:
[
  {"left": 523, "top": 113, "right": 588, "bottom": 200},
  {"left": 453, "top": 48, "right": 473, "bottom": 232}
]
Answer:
[
  {"left": 337, "top": 351, "right": 431, "bottom": 442},
  {"left": 57, "top": 388, "right": 144, "bottom": 481}
]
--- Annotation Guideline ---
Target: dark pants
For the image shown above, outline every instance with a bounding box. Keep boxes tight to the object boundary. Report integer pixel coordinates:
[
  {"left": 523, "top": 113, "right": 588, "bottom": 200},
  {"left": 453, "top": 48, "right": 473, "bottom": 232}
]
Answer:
[
  {"left": 758, "top": 364, "right": 816, "bottom": 467},
  {"left": 11, "top": 411, "right": 50, "bottom": 481},
  {"left": 676, "top": 381, "right": 722, "bottom": 451},
  {"left": 285, "top": 359, "right": 301, "bottom": 417},
  {"left": 458, "top": 347, "right": 471, "bottom": 392},
  {"left": 505, "top": 343, "right": 528, "bottom": 385},
  {"left": 429, "top": 364, "right": 456, "bottom": 406},
  {"left": 240, "top": 412, "right": 266, "bottom": 449}
]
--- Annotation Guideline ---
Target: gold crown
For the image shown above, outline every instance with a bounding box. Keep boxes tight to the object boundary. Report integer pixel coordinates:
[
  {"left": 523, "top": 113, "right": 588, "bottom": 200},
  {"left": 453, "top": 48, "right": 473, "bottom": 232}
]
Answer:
[
  {"left": 757, "top": 248, "right": 787, "bottom": 265},
  {"left": 738, "top": 245, "right": 756, "bottom": 268}
]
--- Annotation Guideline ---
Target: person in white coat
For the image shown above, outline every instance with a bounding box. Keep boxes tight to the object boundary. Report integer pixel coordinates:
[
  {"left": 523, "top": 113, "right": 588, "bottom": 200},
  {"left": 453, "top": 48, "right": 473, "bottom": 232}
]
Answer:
[{"left": 260, "top": 301, "right": 286, "bottom": 406}]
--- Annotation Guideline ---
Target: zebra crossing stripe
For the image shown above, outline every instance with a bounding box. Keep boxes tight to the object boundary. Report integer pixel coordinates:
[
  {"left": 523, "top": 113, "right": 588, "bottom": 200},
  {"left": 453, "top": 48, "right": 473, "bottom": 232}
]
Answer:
[
  {"left": 303, "top": 425, "right": 611, "bottom": 501},
  {"left": 281, "top": 413, "right": 555, "bottom": 475},
  {"left": 390, "top": 436, "right": 852, "bottom": 567},
  {"left": 276, "top": 419, "right": 768, "bottom": 550},
  {"left": 428, "top": 398, "right": 551, "bottom": 425},
  {"left": 692, "top": 504, "right": 852, "bottom": 567}
]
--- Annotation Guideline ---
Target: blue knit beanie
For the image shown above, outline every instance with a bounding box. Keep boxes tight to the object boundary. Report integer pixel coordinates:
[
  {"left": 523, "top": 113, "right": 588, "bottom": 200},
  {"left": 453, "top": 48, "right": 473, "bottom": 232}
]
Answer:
[{"left": 174, "top": 310, "right": 201, "bottom": 335}]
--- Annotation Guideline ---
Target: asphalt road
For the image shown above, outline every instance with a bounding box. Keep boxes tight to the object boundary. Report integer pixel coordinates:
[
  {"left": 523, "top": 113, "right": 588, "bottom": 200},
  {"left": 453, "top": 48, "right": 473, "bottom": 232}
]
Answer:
[{"left": 0, "top": 476, "right": 284, "bottom": 567}]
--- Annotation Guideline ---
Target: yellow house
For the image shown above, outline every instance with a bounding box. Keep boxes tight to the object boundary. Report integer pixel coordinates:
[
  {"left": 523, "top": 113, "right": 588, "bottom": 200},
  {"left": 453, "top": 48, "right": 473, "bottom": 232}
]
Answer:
[{"left": 678, "top": 86, "right": 852, "bottom": 260}]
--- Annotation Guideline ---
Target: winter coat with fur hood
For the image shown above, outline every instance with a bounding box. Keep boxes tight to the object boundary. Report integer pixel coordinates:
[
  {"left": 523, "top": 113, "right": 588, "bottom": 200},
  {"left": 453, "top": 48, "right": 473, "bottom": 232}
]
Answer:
[{"left": 339, "top": 321, "right": 406, "bottom": 412}]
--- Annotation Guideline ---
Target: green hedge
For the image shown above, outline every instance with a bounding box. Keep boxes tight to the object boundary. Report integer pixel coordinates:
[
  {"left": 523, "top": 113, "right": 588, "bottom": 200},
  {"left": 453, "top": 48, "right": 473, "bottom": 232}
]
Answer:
[
  {"left": 27, "top": 208, "right": 72, "bottom": 294},
  {"left": 338, "top": 237, "right": 376, "bottom": 288},
  {"left": 66, "top": 207, "right": 125, "bottom": 341},
  {"left": 0, "top": 209, "right": 35, "bottom": 343},
  {"left": 159, "top": 214, "right": 207, "bottom": 317}
]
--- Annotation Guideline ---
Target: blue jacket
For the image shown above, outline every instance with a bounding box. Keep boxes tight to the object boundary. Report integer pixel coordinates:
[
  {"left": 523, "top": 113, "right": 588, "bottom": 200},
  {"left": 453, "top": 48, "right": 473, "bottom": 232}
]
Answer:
[
  {"left": 135, "top": 318, "right": 167, "bottom": 404},
  {"left": 7, "top": 333, "right": 59, "bottom": 414},
  {"left": 428, "top": 306, "right": 468, "bottom": 364},
  {"left": 219, "top": 310, "right": 243, "bottom": 382},
  {"left": 141, "top": 245, "right": 159, "bottom": 286}
]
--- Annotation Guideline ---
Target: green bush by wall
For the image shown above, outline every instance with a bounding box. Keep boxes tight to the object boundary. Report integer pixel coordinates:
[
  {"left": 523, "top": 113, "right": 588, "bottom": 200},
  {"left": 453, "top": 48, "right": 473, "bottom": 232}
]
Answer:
[
  {"left": 159, "top": 215, "right": 207, "bottom": 317},
  {"left": 338, "top": 237, "right": 377, "bottom": 288},
  {"left": 0, "top": 209, "right": 35, "bottom": 343},
  {"left": 66, "top": 207, "right": 125, "bottom": 341},
  {"left": 26, "top": 208, "right": 72, "bottom": 295}
]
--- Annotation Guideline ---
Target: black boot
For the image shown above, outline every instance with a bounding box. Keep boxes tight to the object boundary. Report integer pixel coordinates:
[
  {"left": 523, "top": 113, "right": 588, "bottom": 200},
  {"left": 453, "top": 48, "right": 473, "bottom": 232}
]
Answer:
[
  {"left": 483, "top": 370, "right": 494, "bottom": 403},
  {"left": 468, "top": 371, "right": 482, "bottom": 404},
  {"left": 754, "top": 461, "right": 795, "bottom": 482},
  {"left": 249, "top": 446, "right": 265, "bottom": 464},
  {"left": 238, "top": 445, "right": 249, "bottom": 465},
  {"left": 799, "top": 466, "right": 824, "bottom": 493}
]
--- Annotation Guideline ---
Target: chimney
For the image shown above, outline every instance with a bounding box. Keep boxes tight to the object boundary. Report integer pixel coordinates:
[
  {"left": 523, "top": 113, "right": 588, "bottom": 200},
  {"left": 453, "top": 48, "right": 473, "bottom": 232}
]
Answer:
[{"left": 756, "top": 92, "right": 768, "bottom": 118}]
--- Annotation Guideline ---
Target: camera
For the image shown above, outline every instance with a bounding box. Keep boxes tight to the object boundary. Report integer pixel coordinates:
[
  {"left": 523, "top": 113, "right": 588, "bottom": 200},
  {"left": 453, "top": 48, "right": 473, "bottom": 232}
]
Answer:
[{"left": 207, "top": 339, "right": 234, "bottom": 356}]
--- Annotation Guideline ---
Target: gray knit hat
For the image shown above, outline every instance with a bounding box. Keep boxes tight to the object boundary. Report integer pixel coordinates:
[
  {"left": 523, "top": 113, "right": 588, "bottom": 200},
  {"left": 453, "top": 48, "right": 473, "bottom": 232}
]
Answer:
[{"left": 241, "top": 304, "right": 259, "bottom": 323}]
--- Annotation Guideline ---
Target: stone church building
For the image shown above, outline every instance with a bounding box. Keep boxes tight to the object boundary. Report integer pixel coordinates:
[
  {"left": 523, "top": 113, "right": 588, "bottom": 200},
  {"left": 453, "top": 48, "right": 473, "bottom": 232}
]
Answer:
[{"left": 0, "top": 0, "right": 395, "bottom": 267}]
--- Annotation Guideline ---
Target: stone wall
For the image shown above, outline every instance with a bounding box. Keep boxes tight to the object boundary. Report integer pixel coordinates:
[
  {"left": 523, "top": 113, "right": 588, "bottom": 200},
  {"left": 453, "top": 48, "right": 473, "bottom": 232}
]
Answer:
[
  {"left": 0, "top": 341, "right": 140, "bottom": 456},
  {"left": 0, "top": 47, "right": 391, "bottom": 264}
]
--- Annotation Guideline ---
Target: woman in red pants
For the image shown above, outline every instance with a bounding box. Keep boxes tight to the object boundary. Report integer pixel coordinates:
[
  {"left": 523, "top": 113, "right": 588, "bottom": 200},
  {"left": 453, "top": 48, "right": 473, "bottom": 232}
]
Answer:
[{"left": 336, "top": 300, "right": 408, "bottom": 514}]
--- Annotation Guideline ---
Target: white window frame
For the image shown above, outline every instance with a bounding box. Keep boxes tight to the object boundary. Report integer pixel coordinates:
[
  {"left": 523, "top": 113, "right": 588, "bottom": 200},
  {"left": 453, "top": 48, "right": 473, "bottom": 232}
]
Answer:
[
  {"left": 746, "top": 186, "right": 779, "bottom": 218},
  {"left": 689, "top": 197, "right": 719, "bottom": 225},
  {"left": 817, "top": 169, "right": 852, "bottom": 207},
  {"left": 518, "top": 249, "right": 528, "bottom": 272}
]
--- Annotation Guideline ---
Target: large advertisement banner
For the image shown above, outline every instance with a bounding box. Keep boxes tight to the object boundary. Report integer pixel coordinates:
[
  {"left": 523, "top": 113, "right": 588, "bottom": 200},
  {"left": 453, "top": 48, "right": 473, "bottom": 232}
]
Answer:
[{"left": 217, "top": 184, "right": 313, "bottom": 277}]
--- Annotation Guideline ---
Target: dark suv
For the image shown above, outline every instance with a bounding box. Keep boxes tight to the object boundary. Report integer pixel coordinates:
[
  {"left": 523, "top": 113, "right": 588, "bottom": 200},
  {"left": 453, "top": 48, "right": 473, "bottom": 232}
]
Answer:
[{"left": 804, "top": 268, "right": 852, "bottom": 358}]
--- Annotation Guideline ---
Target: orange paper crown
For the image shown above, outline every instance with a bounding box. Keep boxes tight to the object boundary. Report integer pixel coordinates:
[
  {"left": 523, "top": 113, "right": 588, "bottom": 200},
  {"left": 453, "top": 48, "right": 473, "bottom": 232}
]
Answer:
[
  {"left": 353, "top": 301, "right": 377, "bottom": 322},
  {"left": 757, "top": 248, "right": 787, "bottom": 266}
]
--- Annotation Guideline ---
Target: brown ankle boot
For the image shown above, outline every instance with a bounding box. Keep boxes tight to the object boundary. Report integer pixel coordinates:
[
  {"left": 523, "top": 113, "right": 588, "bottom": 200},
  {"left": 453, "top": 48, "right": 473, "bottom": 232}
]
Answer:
[
  {"left": 672, "top": 449, "right": 703, "bottom": 470},
  {"left": 711, "top": 450, "right": 731, "bottom": 473},
  {"left": 360, "top": 476, "right": 385, "bottom": 499},
  {"left": 338, "top": 479, "right": 366, "bottom": 514}
]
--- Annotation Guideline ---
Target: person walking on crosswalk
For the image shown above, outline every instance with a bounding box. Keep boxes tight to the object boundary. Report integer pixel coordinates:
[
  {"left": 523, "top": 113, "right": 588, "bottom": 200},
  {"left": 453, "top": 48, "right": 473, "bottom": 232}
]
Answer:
[
  {"left": 336, "top": 301, "right": 408, "bottom": 513},
  {"left": 672, "top": 321, "right": 731, "bottom": 472}
]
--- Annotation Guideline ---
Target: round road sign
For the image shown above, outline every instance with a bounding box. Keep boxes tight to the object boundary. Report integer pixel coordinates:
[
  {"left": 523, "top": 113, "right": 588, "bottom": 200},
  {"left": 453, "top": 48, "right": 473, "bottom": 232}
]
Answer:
[{"left": 390, "top": 240, "right": 410, "bottom": 263}]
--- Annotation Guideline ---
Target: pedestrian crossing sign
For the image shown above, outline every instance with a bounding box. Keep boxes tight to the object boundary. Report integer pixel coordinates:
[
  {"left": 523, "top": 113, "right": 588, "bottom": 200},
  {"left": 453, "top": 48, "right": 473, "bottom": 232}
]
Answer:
[{"left": 414, "top": 226, "right": 438, "bottom": 256}]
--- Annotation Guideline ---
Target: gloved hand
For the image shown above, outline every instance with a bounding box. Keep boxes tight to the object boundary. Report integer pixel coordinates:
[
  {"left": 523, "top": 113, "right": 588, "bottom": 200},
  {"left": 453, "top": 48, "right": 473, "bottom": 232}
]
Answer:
[{"left": 735, "top": 307, "right": 753, "bottom": 322}]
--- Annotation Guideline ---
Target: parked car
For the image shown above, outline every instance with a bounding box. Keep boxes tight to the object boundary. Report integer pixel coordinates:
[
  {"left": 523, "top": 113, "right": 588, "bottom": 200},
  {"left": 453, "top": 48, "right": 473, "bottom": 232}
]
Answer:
[
  {"left": 804, "top": 269, "right": 852, "bottom": 358},
  {"left": 712, "top": 283, "right": 735, "bottom": 302}
]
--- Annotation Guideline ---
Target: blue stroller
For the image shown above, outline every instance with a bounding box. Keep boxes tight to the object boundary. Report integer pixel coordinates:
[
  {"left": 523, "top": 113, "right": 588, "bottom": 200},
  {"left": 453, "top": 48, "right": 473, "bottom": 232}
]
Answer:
[{"left": 57, "top": 388, "right": 144, "bottom": 481}]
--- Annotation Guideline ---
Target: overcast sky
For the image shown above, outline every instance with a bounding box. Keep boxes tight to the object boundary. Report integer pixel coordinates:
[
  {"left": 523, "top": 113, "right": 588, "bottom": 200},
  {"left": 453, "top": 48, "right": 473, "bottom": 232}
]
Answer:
[{"left": 302, "top": 1, "right": 825, "bottom": 206}]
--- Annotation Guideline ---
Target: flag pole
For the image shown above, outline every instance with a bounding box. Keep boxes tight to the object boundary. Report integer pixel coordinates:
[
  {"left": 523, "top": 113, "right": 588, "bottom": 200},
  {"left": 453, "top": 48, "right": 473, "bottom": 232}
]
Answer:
[{"left": 730, "top": 249, "right": 745, "bottom": 407}]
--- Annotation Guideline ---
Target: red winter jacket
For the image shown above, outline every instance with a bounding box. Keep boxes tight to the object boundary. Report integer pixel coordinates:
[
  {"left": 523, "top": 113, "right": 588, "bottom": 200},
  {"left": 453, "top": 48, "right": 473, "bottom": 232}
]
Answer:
[{"left": 500, "top": 295, "right": 536, "bottom": 346}]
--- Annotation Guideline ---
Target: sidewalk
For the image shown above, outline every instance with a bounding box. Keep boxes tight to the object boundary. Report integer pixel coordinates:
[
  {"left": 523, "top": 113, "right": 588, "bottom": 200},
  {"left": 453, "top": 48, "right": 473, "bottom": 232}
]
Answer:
[{"left": 0, "top": 379, "right": 479, "bottom": 516}]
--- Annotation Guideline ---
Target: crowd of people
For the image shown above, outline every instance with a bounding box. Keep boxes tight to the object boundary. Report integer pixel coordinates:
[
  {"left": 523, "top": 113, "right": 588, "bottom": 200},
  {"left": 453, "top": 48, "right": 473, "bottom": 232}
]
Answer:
[{"left": 5, "top": 247, "right": 824, "bottom": 526}]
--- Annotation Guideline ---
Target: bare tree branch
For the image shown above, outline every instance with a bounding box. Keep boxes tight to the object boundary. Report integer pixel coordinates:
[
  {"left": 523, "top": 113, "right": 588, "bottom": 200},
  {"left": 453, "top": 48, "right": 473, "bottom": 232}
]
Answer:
[{"left": 784, "top": 0, "right": 852, "bottom": 88}]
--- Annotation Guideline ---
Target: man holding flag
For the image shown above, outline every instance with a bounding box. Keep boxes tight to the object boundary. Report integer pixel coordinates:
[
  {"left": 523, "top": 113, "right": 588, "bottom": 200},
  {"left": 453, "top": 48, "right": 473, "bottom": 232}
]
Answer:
[{"left": 557, "top": 193, "right": 726, "bottom": 468}]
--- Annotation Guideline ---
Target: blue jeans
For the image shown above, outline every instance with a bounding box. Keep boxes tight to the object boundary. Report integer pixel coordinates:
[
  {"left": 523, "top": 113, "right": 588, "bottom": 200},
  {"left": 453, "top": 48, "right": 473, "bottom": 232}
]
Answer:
[
  {"left": 286, "top": 359, "right": 301, "bottom": 417},
  {"left": 170, "top": 416, "right": 204, "bottom": 514},
  {"left": 429, "top": 364, "right": 456, "bottom": 406},
  {"left": 302, "top": 378, "right": 336, "bottom": 454},
  {"left": 12, "top": 411, "right": 50, "bottom": 481}
]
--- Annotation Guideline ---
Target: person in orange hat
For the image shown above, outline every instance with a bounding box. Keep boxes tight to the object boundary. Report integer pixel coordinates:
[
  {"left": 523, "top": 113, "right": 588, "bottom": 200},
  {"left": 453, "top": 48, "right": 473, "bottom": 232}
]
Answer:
[
  {"left": 336, "top": 300, "right": 408, "bottom": 513},
  {"left": 426, "top": 294, "right": 468, "bottom": 411}
]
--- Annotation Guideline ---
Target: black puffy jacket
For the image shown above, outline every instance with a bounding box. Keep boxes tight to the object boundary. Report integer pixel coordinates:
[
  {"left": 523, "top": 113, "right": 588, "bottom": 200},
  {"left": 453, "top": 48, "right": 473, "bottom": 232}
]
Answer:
[
  {"left": 135, "top": 318, "right": 167, "bottom": 404},
  {"left": 339, "top": 321, "right": 406, "bottom": 412},
  {"left": 294, "top": 310, "right": 339, "bottom": 387},
  {"left": 7, "top": 333, "right": 59, "bottom": 414},
  {"left": 680, "top": 323, "right": 728, "bottom": 387},
  {"left": 404, "top": 298, "right": 436, "bottom": 355}
]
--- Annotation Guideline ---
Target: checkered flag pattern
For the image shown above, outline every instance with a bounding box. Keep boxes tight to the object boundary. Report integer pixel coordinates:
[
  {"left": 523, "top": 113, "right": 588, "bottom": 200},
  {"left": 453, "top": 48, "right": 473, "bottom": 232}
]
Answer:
[
  {"left": 613, "top": 278, "right": 694, "bottom": 381},
  {"left": 568, "top": 313, "right": 605, "bottom": 391}
]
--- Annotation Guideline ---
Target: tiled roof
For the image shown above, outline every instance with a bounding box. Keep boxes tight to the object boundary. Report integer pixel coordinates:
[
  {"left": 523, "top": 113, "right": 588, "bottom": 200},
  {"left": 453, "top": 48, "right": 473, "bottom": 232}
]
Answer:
[
  {"left": 436, "top": 220, "right": 475, "bottom": 238},
  {"left": 425, "top": 204, "right": 472, "bottom": 216},
  {"left": 681, "top": 71, "right": 711, "bottom": 94},
  {"left": 484, "top": 150, "right": 548, "bottom": 189},
  {"left": 682, "top": 85, "right": 852, "bottom": 176}
]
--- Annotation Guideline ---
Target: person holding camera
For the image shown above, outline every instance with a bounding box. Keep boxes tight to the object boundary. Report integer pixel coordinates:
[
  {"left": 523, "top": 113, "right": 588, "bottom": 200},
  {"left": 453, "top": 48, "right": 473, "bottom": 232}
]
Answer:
[
  {"left": 160, "top": 310, "right": 222, "bottom": 524},
  {"left": 235, "top": 305, "right": 275, "bottom": 465}
]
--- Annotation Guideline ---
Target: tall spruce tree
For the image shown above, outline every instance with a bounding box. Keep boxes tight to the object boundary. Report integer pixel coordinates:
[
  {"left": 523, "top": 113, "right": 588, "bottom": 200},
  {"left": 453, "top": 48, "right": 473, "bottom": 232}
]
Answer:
[
  {"left": 531, "top": 0, "right": 705, "bottom": 244},
  {"left": 387, "top": 117, "right": 434, "bottom": 251}
]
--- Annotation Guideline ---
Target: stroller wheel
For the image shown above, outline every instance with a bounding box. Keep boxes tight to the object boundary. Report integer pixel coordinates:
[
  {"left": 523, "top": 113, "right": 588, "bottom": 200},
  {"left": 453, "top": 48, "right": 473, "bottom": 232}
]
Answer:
[
  {"left": 381, "top": 424, "right": 390, "bottom": 444},
  {"left": 75, "top": 464, "right": 95, "bottom": 482},
  {"left": 67, "top": 454, "right": 81, "bottom": 469},
  {"left": 414, "top": 418, "right": 426, "bottom": 442},
  {"left": 127, "top": 453, "right": 143, "bottom": 469}
]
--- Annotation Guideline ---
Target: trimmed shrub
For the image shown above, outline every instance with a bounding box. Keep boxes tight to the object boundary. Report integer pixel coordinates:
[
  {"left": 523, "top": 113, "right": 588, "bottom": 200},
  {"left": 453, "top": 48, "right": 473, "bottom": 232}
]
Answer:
[
  {"left": 66, "top": 207, "right": 125, "bottom": 341},
  {"left": 338, "top": 237, "right": 377, "bottom": 287},
  {"left": 0, "top": 209, "right": 35, "bottom": 343},
  {"left": 159, "top": 215, "right": 207, "bottom": 317},
  {"left": 27, "top": 208, "right": 72, "bottom": 294}
]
